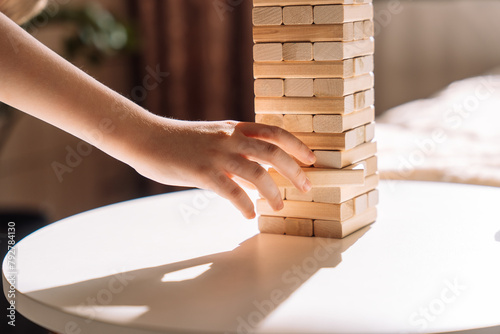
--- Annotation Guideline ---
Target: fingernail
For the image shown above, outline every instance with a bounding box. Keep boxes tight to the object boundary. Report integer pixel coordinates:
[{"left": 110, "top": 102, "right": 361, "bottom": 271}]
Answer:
[
  {"left": 303, "top": 178, "right": 312, "bottom": 192},
  {"left": 307, "top": 151, "right": 316, "bottom": 164}
]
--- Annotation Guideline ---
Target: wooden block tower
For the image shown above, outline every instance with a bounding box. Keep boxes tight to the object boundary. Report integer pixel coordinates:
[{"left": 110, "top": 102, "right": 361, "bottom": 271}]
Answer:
[{"left": 253, "top": 0, "right": 378, "bottom": 239}]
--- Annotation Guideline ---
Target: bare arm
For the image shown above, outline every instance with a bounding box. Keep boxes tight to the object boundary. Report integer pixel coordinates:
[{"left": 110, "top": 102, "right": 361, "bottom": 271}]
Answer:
[{"left": 0, "top": 12, "right": 315, "bottom": 219}]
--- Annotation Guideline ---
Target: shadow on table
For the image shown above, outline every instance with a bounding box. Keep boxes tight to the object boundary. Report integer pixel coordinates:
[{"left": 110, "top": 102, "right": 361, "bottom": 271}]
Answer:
[{"left": 25, "top": 227, "right": 370, "bottom": 333}]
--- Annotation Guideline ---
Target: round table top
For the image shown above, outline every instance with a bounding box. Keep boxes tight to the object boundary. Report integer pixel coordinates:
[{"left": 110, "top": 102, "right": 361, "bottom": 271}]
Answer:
[{"left": 3, "top": 181, "right": 500, "bottom": 334}]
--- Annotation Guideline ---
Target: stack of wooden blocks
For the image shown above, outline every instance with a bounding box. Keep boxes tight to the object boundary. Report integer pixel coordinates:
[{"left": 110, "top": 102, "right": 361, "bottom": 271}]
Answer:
[{"left": 253, "top": 0, "right": 378, "bottom": 239}]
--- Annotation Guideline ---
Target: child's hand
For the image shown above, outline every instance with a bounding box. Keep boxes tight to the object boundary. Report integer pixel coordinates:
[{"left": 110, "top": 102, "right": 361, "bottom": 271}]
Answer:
[{"left": 129, "top": 117, "right": 316, "bottom": 219}]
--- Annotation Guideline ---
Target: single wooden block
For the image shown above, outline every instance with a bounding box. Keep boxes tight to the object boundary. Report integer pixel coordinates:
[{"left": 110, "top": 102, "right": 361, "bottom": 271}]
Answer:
[
  {"left": 284, "top": 78, "right": 314, "bottom": 97},
  {"left": 364, "top": 20, "right": 374, "bottom": 38},
  {"left": 367, "top": 188, "right": 379, "bottom": 207},
  {"left": 254, "top": 60, "right": 354, "bottom": 79},
  {"left": 354, "top": 21, "right": 364, "bottom": 40},
  {"left": 285, "top": 218, "right": 313, "bottom": 236},
  {"left": 255, "top": 96, "right": 355, "bottom": 115},
  {"left": 313, "top": 105, "right": 374, "bottom": 133},
  {"left": 285, "top": 186, "right": 313, "bottom": 201},
  {"left": 255, "top": 113, "right": 284, "bottom": 128},
  {"left": 254, "top": 79, "right": 284, "bottom": 97},
  {"left": 253, "top": 43, "right": 283, "bottom": 62},
  {"left": 293, "top": 126, "right": 365, "bottom": 150},
  {"left": 253, "top": 0, "right": 372, "bottom": 5},
  {"left": 256, "top": 198, "right": 355, "bottom": 221},
  {"left": 313, "top": 4, "right": 373, "bottom": 24},
  {"left": 314, "top": 38, "right": 374, "bottom": 61},
  {"left": 283, "top": 114, "right": 313, "bottom": 132},
  {"left": 258, "top": 216, "right": 285, "bottom": 234},
  {"left": 344, "top": 155, "right": 377, "bottom": 177},
  {"left": 354, "top": 88, "right": 374, "bottom": 110},
  {"left": 312, "top": 173, "right": 379, "bottom": 204},
  {"left": 253, "top": 7, "right": 282, "bottom": 26},
  {"left": 283, "top": 6, "right": 313, "bottom": 25},
  {"left": 253, "top": 23, "right": 354, "bottom": 43},
  {"left": 282, "top": 43, "right": 313, "bottom": 61},
  {"left": 354, "top": 55, "right": 374, "bottom": 75},
  {"left": 354, "top": 193, "right": 368, "bottom": 215},
  {"left": 314, "top": 207, "right": 377, "bottom": 239},
  {"left": 314, "top": 73, "right": 374, "bottom": 97},
  {"left": 314, "top": 141, "right": 377, "bottom": 168},
  {"left": 365, "top": 122, "right": 375, "bottom": 142},
  {"left": 268, "top": 167, "right": 365, "bottom": 188}
]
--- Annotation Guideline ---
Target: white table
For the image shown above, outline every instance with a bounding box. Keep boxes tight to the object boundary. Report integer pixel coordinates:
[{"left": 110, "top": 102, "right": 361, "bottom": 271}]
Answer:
[{"left": 3, "top": 181, "right": 500, "bottom": 334}]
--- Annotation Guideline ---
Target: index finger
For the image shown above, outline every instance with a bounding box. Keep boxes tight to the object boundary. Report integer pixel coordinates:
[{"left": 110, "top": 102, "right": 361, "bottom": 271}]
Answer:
[{"left": 236, "top": 122, "right": 316, "bottom": 165}]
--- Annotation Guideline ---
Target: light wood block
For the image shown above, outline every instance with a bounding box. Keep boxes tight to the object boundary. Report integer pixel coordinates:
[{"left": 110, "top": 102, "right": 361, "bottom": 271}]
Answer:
[
  {"left": 257, "top": 198, "right": 355, "bottom": 221},
  {"left": 255, "top": 113, "right": 284, "bottom": 127},
  {"left": 254, "top": 60, "right": 354, "bottom": 79},
  {"left": 314, "top": 141, "right": 377, "bottom": 168},
  {"left": 283, "top": 114, "right": 313, "bottom": 132},
  {"left": 254, "top": 79, "right": 284, "bottom": 97},
  {"left": 312, "top": 173, "right": 379, "bottom": 204},
  {"left": 354, "top": 21, "right": 364, "bottom": 40},
  {"left": 314, "top": 38, "right": 374, "bottom": 61},
  {"left": 255, "top": 96, "right": 355, "bottom": 115},
  {"left": 364, "top": 20, "right": 374, "bottom": 38},
  {"left": 258, "top": 216, "right": 285, "bottom": 234},
  {"left": 344, "top": 155, "right": 377, "bottom": 177},
  {"left": 367, "top": 189, "right": 379, "bottom": 207},
  {"left": 283, "top": 6, "right": 313, "bottom": 25},
  {"left": 285, "top": 186, "right": 313, "bottom": 201},
  {"left": 313, "top": 105, "right": 374, "bottom": 133},
  {"left": 282, "top": 43, "right": 313, "bottom": 61},
  {"left": 354, "top": 193, "right": 368, "bottom": 215},
  {"left": 354, "top": 88, "right": 374, "bottom": 110},
  {"left": 314, "top": 73, "right": 374, "bottom": 97},
  {"left": 268, "top": 167, "right": 365, "bottom": 188},
  {"left": 293, "top": 126, "right": 365, "bottom": 150},
  {"left": 254, "top": 0, "right": 372, "bottom": 6},
  {"left": 314, "top": 207, "right": 377, "bottom": 239},
  {"left": 365, "top": 122, "right": 375, "bottom": 142},
  {"left": 253, "top": 23, "right": 354, "bottom": 43},
  {"left": 314, "top": 4, "right": 373, "bottom": 24},
  {"left": 285, "top": 218, "right": 314, "bottom": 236},
  {"left": 354, "top": 55, "right": 374, "bottom": 75},
  {"left": 253, "top": 43, "right": 283, "bottom": 61},
  {"left": 284, "top": 78, "right": 314, "bottom": 97},
  {"left": 253, "top": 7, "right": 282, "bottom": 26}
]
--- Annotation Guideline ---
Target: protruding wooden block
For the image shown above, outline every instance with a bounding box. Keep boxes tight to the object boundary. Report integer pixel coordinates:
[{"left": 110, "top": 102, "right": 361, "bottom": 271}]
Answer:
[
  {"left": 314, "top": 38, "right": 374, "bottom": 61},
  {"left": 283, "top": 43, "right": 313, "bottom": 61},
  {"left": 367, "top": 188, "right": 379, "bottom": 207},
  {"left": 253, "top": 7, "right": 282, "bottom": 26},
  {"left": 254, "top": 60, "right": 354, "bottom": 79},
  {"left": 257, "top": 198, "right": 355, "bottom": 221},
  {"left": 345, "top": 155, "right": 377, "bottom": 177},
  {"left": 314, "top": 141, "right": 377, "bottom": 168},
  {"left": 313, "top": 105, "right": 374, "bottom": 133},
  {"left": 354, "top": 55, "right": 374, "bottom": 75},
  {"left": 354, "top": 21, "right": 364, "bottom": 40},
  {"left": 253, "top": 43, "right": 283, "bottom": 62},
  {"left": 255, "top": 113, "right": 284, "bottom": 127},
  {"left": 254, "top": 0, "right": 372, "bottom": 5},
  {"left": 253, "top": 23, "right": 354, "bottom": 43},
  {"left": 314, "top": 73, "right": 374, "bottom": 97},
  {"left": 286, "top": 186, "right": 313, "bottom": 201},
  {"left": 283, "top": 6, "right": 313, "bottom": 25},
  {"left": 258, "top": 216, "right": 285, "bottom": 234},
  {"left": 314, "top": 207, "right": 377, "bottom": 239},
  {"left": 285, "top": 218, "right": 313, "bottom": 236},
  {"left": 312, "top": 173, "right": 379, "bottom": 204},
  {"left": 255, "top": 95, "right": 355, "bottom": 115},
  {"left": 283, "top": 114, "right": 313, "bottom": 132},
  {"left": 284, "top": 78, "right": 314, "bottom": 97},
  {"left": 313, "top": 4, "right": 373, "bottom": 24},
  {"left": 364, "top": 20, "right": 374, "bottom": 38},
  {"left": 354, "top": 193, "right": 368, "bottom": 214},
  {"left": 254, "top": 79, "right": 284, "bottom": 97},
  {"left": 365, "top": 122, "right": 375, "bottom": 142},
  {"left": 268, "top": 166, "right": 365, "bottom": 188},
  {"left": 293, "top": 126, "right": 365, "bottom": 150},
  {"left": 354, "top": 88, "right": 374, "bottom": 110}
]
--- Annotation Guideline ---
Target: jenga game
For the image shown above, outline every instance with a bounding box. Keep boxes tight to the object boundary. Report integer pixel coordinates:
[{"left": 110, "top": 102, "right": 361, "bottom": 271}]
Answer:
[{"left": 253, "top": 0, "right": 378, "bottom": 239}]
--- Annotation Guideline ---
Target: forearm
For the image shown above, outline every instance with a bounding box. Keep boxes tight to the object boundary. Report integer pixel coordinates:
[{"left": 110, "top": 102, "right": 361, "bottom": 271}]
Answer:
[{"left": 0, "top": 12, "right": 152, "bottom": 164}]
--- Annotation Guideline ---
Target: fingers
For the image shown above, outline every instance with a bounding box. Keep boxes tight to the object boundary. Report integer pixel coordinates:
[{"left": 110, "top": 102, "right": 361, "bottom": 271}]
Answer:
[
  {"left": 207, "top": 170, "right": 256, "bottom": 219},
  {"left": 226, "top": 157, "right": 284, "bottom": 211},
  {"left": 236, "top": 122, "right": 316, "bottom": 165},
  {"left": 240, "top": 137, "right": 312, "bottom": 193}
]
